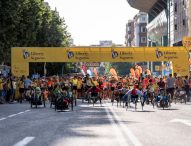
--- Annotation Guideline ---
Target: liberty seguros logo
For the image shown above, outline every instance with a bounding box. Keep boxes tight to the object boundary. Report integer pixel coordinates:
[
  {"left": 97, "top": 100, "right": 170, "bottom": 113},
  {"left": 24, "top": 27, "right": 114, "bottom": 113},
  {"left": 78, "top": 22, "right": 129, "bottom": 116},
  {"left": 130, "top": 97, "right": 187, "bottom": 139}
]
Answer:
[
  {"left": 111, "top": 48, "right": 118, "bottom": 59},
  {"left": 22, "top": 49, "right": 30, "bottom": 59},
  {"left": 67, "top": 49, "right": 74, "bottom": 59},
  {"left": 155, "top": 48, "right": 163, "bottom": 59}
]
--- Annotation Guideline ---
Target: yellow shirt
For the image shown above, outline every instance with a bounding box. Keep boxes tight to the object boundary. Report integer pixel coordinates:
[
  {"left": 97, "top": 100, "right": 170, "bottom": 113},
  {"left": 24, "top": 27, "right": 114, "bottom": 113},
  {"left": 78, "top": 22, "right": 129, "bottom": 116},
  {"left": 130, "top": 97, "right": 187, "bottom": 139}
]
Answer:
[
  {"left": 92, "top": 80, "right": 98, "bottom": 86},
  {"left": 77, "top": 80, "right": 83, "bottom": 89},
  {"left": 72, "top": 79, "right": 78, "bottom": 86},
  {"left": 0, "top": 79, "right": 3, "bottom": 90}
]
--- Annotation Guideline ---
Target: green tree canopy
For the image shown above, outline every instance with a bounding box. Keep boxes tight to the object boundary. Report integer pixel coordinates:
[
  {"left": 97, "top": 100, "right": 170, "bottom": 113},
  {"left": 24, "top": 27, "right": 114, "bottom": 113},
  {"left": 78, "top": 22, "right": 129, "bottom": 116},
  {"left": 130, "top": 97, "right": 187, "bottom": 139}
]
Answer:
[{"left": 0, "top": 0, "right": 71, "bottom": 65}]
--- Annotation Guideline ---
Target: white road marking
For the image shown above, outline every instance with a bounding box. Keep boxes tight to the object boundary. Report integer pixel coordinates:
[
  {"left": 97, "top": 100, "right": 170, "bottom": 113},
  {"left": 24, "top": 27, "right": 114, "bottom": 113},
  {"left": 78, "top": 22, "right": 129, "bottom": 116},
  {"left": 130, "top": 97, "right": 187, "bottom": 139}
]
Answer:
[
  {"left": 8, "top": 114, "right": 18, "bottom": 118},
  {"left": 0, "top": 110, "right": 31, "bottom": 122},
  {"left": 105, "top": 104, "right": 129, "bottom": 146},
  {"left": 105, "top": 102, "right": 143, "bottom": 146},
  {"left": 17, "top": 112, "right": 25, "bottom": 115},
  {"left": 13, "top": 137, "right": 35, "bottom": 146},
  {"left": 0, "top": 117, "right": 7, "bottom": 121},
  {"left": 25, "top": 110, "right": 30, "bottom": 112},
  {"left": 170, "top": 119, "right": 191, "bottom": 127}
]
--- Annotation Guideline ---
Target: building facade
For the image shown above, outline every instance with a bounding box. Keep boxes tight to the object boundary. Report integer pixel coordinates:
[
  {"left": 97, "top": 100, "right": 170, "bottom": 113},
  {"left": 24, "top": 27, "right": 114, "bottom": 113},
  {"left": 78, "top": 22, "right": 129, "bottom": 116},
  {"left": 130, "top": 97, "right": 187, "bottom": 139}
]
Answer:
[
  {"left": 125, "top": 20, "right": 134, "bottom": 46},
  {"left": 127, "top": 0, "right": 168, "bottom": 75},
  {"left": 133, "top": 12, "right": 148, "bottom": 47},
  {"left": 128, "top": 0, "right": 191, "bottom": 46},
  {"left": 170, "top": 0, "right": 190, "bottom": 46}
]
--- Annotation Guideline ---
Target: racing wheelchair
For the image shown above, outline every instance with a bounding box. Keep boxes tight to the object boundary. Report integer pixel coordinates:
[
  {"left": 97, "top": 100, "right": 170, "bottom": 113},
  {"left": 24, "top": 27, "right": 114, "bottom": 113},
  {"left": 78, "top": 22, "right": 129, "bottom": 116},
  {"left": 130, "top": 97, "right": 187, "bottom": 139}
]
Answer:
[
  {"left": 30, "top": 87, "right": 46, "bottom": 108},
  {"left": 174, "top": 88, "right": 187, "bottom": 104},
  {"left": 155, "top": 89, "right": 171, "bottom": 109},
  {"left": 54, "top": 91, "right": 72, "bottom": 111},
  {"left": 87, "top": 91, "right": 102, "bottom": 107}
]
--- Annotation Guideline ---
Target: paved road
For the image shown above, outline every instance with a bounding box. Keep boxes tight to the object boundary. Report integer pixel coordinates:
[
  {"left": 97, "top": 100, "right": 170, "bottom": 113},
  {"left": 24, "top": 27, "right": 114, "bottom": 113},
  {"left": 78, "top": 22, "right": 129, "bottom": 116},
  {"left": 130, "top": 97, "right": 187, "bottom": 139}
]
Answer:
[{"left": 0, "top": 100, "right": 191, "bottom": 146}]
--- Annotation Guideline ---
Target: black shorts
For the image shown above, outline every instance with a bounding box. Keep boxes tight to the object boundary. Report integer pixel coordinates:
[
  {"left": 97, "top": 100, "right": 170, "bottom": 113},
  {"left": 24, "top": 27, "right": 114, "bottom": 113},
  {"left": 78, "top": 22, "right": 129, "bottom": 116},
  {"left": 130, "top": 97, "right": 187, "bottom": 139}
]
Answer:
[
  {"left": 77, "top": 88, "right": 82, "bottom": 92},
  {"left": 131, "top": 95, "right": 138, "bottom": 99},
  {"left": 73, "top": 86, "right": 77, "bottom": 90},
  {"left": 91, "top": 92, "right": 98, "bottom": 97},
  {"left": 19, "top": 88, "right": 24, "bottom": 94},
  {"left": 167, "top": 88, "right": 174, "bottom": 94}
]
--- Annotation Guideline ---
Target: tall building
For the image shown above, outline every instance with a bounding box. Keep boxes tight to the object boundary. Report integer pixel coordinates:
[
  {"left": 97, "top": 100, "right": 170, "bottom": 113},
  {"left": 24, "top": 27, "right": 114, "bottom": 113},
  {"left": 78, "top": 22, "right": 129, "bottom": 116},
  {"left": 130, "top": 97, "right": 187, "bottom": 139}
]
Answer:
[
  {"left": 133, "top": 12, "right": 148, "bottom": 47},
  {"left": 170, "top": 0, "right": 191, "bottom": 46},
  {"left": 128, "top": 0, "right": 191, "bottom": 46},
  {"left": 125, "top": 20, "right": 134, "bottom": 46},
  {"left": 127, "top": 0, "right": 168, "bottom": 75}
]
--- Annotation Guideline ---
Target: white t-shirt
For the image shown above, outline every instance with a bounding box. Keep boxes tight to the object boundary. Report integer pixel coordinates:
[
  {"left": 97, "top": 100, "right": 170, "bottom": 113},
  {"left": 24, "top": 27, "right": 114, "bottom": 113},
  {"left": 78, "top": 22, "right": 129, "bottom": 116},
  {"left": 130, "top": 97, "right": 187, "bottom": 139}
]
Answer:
[{"left": 13, "top": 81, "right": 17, "bottom": 90}]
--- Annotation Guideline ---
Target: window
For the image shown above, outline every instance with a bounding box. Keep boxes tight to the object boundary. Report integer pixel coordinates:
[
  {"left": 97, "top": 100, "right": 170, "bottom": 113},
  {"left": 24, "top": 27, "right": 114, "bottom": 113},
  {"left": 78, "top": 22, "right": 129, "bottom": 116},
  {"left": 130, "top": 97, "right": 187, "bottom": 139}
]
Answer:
[
  {"left": 174, "top": 3, "right": 177, "bottom": 12},
  {"left": 141, "top": 17, "right": 146, "bottom": 21},
  {"left": 183, "top": 19, "right": 186, "bottom": 26},
  {"left": 174, "top": 24, "right": 177, "bottom": 30},
  {"left": 141, "top": 26, "right": 146, "bottom": 33},
  {"left": 141, "top": 37, "right": 146, "bottom": 43}
]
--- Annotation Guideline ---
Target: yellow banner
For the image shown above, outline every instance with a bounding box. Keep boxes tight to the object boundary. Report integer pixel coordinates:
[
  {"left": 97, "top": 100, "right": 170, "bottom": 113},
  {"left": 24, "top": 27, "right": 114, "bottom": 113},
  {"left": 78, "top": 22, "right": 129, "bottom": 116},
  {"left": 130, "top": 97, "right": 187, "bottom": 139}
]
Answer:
[
  {"left": 11, "top": 47, "right": 189, "bottom": 77},
  {"left": 183, "top": 36, "right": 191, "bottom": 50}
]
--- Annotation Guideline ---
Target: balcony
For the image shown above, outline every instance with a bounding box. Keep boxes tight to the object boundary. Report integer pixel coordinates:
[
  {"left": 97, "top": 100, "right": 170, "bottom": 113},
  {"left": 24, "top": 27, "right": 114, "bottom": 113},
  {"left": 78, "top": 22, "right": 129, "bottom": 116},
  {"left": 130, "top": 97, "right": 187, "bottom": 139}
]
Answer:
[{"left": 127, "top": 0, "right": 158, "bottom": 12}]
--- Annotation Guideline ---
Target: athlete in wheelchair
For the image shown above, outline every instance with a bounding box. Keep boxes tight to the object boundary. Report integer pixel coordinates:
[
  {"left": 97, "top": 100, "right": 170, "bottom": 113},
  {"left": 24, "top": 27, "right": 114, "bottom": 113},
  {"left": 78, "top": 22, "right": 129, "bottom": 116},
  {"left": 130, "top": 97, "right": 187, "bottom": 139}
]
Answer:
[
  {"left": 30, "top": 86, "right": 46, "bottom": 108},
  {"left": 86, "top": 86, "right": 102, "bottom": 106},
  {"left": 155, "top": 88, "right": 171, "bottom": 109},
  {"left": 123, "top": 85, "right": 143, "bottom": 109},
  {"left": 53, "top": 84, "right": 71, "bottom": 111}
]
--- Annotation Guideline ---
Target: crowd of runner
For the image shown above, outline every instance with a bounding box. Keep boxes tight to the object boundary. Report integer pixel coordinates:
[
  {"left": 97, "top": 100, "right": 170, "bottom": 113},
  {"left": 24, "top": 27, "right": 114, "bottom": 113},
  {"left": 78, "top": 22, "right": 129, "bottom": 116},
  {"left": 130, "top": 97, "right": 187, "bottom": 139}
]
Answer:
[{"left": 0, "top": 72, "right": 191, "bottom": 104}]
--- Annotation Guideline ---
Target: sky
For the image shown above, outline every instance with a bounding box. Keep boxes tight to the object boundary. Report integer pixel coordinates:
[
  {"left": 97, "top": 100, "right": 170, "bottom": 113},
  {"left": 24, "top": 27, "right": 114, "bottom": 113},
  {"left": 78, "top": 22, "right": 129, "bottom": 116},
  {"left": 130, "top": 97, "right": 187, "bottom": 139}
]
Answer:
[{"left": 45, "top": 0, "right": 138, "bottom": 46}]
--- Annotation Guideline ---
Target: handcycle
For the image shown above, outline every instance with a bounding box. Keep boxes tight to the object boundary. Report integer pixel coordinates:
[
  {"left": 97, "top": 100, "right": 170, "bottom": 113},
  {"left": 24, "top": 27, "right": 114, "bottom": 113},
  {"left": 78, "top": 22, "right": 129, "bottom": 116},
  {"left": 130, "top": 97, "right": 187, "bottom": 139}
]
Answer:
[
  {"left": 54, "top": 91, "right": 72, "bottom": 111},
  {"left": 30, "top": 87, "right": 46, "bottom": 108},
  {"left": 87, "top": 92, "right": 102, "bottom": 107},
  {"left": 111, "top": 89, "right": 120, "bottom": 107},
  {"left": 141, "top": 89, "right": 156, "bottom": 108},
  {"left": 174, "top": 88, "right": 187, "bottom": 104},
  {"left": 155, "top": 89, "right": 171, "bottom": 109},
  {"left": 124, "top": 94, "right": 140, "bottom": 110}
]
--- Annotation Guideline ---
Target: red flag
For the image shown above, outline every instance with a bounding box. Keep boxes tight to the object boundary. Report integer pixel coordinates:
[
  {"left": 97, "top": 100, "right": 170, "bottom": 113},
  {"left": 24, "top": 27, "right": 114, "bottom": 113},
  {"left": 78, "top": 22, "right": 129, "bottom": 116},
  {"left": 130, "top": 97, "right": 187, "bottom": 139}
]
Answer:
[{"left": 110, "top": 68, "right": 118, "bottom": 80}]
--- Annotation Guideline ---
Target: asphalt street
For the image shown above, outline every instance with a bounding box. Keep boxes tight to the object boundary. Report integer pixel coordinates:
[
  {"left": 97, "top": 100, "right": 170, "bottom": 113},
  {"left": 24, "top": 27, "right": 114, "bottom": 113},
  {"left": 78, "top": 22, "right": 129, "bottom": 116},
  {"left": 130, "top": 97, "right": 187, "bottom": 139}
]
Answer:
[{"left": 0, "top": 100, "right": 191, "bottom": 146}]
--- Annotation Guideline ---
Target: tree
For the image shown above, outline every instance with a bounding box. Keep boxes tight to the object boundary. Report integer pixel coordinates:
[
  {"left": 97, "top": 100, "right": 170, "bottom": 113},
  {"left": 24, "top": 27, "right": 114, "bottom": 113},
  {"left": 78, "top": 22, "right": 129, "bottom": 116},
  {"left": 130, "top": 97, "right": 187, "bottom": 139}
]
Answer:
[
  {"left": 0, "top": 0, "right": 72, "bottom": 75},
  {"left": 0, "top": 0, "right": 21, "bottom": 64}
]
